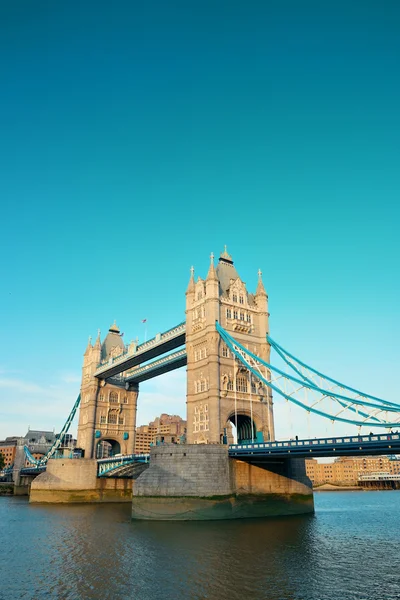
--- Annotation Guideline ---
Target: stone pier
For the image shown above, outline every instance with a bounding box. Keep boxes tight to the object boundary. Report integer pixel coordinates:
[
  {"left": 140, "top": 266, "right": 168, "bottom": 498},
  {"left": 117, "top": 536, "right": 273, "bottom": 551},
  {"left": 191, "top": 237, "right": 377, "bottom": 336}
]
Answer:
[
  {"left": 131, "top": 444, "right": 314, "bottom": 520},
  {"left": 30, "top": 459, "right": 147, "bottom": 503}
]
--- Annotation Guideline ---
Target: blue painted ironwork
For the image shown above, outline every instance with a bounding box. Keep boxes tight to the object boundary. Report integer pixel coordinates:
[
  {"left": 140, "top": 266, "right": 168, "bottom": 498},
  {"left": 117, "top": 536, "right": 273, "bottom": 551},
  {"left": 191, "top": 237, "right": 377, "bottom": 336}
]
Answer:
[
  {"left": 229, "top": 433, "right": 400, "bottom": 459},
  {"left": 216, "top": 323, "right": 400, "bottom": 428},
  {"left": 23, "top": 394, "right": 81, "bottom": 466},
  {"left": 97, "top": 453, "right": 149, "bottom": 476}
]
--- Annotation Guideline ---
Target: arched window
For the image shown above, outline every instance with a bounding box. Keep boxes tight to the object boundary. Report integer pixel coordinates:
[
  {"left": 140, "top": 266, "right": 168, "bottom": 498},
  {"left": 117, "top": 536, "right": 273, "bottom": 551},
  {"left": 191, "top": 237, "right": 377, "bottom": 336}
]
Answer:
[{"left": 109, "top": 391, "right": 118, "bottom": 403}]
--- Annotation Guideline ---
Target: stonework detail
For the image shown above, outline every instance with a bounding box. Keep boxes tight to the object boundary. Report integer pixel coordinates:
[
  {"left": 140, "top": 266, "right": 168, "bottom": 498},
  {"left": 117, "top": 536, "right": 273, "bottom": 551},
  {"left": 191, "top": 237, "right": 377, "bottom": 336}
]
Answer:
[
  {"left": 76, "top": 323, "right": 138, "bottom": 458},
  {"left": 185, "top": 249, "right": 274, "bottom": 445}
]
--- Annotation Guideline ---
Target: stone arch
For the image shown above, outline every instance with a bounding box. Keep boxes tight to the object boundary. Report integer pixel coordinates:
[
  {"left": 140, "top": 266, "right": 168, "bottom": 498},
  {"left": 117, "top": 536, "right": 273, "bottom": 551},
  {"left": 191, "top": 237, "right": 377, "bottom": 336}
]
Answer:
[
  {"left": 95, "top": 438, "right": 121, "bottom": 458},
  {"left": 225, "top": 409, "right": 259, "bottom": 444}
]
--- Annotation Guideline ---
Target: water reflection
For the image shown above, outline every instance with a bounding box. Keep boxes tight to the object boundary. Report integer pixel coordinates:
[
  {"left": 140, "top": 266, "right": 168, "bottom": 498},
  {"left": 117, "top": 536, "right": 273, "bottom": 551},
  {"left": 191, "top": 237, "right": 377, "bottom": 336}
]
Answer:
[{"left": 1, "top": 492, "right": 400, "bottom": 600}]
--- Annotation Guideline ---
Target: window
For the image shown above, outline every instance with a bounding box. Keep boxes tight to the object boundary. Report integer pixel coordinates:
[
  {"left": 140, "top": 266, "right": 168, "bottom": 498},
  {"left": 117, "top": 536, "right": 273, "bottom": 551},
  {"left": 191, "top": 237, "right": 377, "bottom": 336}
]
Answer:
[
  {"left": 227, "top": 379, "right": 234, "bottom": 391},
  {"left": 100, "top": 415, "right": 106, "bottom": 424},
  {"left": 239, "top": 296, "right": 244, "bottom": 304},
  {"left": 118, "top": 417, "right": 124, "bottom": 425},
  {"left": 222, "top": 345, "right": 229, "bottom": 358},
  {"left": 246, "top": 314, "right": 251, "bottom": 323},
  {"left": 109, "top": 391, "right": 118, "bottom": 403},
  {"left": 233, "top": 293, "right": 237, "bottom": 302},
  {"left": 108, "top": 413, "right": 117, "bottom": 424},
  {"left": 237, "top": 375, "right": 248, "bottom": 393},
  {"left": 233, "top": 310, "right": 238, "bottom": 319},
  {"left": 99, "top": 393, "right": 104, "bottom": 402},
  {"left": 226, "top": 308, "right": 232, "bottom": 319},
  {"left": 123, "top": 397, "right": 128, "bottom": 404},
  {"left": 240, "top": 312, "right": 245, "bottom": 321}
]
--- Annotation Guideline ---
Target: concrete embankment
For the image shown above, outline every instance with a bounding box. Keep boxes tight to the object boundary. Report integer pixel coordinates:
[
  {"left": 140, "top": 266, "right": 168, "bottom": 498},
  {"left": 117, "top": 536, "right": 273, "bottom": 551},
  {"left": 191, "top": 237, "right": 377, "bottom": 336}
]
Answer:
[{"left": 0, "top": 483, "right": 14, "bottom": 495}]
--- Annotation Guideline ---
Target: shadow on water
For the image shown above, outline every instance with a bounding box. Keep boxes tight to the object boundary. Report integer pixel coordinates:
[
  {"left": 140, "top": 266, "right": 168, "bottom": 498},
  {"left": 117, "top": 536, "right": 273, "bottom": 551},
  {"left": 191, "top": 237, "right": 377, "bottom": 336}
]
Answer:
[{"left": 1, "top": 493, "right": 400, "bottom": 600}]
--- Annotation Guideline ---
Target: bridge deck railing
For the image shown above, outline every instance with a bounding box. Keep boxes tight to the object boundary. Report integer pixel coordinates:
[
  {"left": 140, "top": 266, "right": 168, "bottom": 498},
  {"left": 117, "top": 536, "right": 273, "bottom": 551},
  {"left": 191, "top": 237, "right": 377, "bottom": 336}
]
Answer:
[{"left": 95, "top": 322, "right": 186, "bottom": 374}]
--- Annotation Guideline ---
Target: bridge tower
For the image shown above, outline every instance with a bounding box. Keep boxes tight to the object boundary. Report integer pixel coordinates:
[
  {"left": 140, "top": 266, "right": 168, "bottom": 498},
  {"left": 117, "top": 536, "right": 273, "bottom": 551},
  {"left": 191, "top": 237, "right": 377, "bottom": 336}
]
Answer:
[
  {"left": 185, "top": 248, "right": 274, "bottom": 445},
  {"left": 76, "top": 322, "right": 138, "bottom": 458}
]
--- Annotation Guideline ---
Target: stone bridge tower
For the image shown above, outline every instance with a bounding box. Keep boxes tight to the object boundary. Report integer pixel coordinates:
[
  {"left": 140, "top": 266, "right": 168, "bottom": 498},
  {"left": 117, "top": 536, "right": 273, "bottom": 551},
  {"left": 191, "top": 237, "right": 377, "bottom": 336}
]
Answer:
[
  {"left": 77, "top": 322, "right": 138, "bottom": 458},
  {"left": 185, "top": 248, "right": 274, "bottom": 445}
]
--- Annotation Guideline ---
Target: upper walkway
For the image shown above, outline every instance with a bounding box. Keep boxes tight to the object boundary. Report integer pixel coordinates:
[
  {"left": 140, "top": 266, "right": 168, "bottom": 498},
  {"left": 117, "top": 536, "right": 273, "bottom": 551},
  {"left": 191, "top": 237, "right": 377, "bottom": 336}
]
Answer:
[{"left": 94, "top": 322, "right": 186, "bottom": 380}]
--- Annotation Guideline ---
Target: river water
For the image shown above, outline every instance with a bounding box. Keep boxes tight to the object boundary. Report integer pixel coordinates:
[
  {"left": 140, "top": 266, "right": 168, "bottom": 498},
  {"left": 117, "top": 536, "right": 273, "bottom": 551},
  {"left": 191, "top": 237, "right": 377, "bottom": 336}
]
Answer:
[{"left": 1, "top": 491, "right": 399, "bottom": 600}]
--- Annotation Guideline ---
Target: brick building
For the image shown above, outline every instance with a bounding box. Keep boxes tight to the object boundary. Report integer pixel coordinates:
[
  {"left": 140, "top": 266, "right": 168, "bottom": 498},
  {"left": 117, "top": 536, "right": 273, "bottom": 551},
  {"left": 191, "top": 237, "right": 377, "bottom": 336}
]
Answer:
[
  {"left": 306, "top": 455, "right": 400, "bottom": 486},
  {"left": 135, "top": 414, "right": 187, "bottom": 453}
]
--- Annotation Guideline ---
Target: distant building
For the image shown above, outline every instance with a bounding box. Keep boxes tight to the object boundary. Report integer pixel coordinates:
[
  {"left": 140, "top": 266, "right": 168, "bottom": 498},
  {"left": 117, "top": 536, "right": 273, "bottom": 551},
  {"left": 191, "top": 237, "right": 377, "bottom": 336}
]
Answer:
[
  {"left": 0, "top": 437, "right": 19, "bottom": 468},
  {"left": 306, "top": 456, "right": 400, "bottom": 486},
  {"left": 135, "top": 414, "right": 187, "bottom": 453}
]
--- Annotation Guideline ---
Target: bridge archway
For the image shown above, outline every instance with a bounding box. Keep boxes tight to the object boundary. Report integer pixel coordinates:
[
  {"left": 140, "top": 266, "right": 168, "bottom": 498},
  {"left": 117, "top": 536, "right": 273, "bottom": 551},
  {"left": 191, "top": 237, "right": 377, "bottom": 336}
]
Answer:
[
  {"left": 227, "top": 413, "right": 257, "bottom": 445},
  {"left": 96, "top": 439, "right": 121, "bottom": 459}
]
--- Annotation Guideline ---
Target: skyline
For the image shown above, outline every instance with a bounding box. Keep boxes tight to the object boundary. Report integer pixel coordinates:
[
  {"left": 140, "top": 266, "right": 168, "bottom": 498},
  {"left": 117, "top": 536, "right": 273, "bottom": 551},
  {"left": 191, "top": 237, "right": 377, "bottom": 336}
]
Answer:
[{"left": 0, "top": 1, "right": 399, "bottom": 441}]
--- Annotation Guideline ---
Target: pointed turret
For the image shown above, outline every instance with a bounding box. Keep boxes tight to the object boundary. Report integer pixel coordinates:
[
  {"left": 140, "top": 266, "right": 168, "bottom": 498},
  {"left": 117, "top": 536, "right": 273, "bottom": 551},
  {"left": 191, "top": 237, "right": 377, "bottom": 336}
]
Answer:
[
  {"left": 100, "top": 321, "right": 124, "bottom": 360},
  {"left": 206, "top": 252, "right": 219, "bottom": 299},
  {"left": 206, "top": 252, "right": 218, "bottom": 281},
  {"left": 84, "top": 335, "right": 93, "bottom": 356},
  {"left": 186, "top": 266, "right": 195, "bottom": 295},
  {"left": 256, "top": 269, "right": 267, "bottom": 297},
  {"left": 94, "top": 329, "right": 101, "bottom": 349}
]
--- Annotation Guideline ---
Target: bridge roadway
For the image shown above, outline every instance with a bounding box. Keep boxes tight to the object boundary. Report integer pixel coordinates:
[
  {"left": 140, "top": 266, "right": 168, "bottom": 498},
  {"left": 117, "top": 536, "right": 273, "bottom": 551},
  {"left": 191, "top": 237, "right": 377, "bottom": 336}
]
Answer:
[
  {"left": 229, "top": 433, "right": 400, "bottom": 460},
  {"left": 19, "top": 433, "right": 400, "bottom": 477}
]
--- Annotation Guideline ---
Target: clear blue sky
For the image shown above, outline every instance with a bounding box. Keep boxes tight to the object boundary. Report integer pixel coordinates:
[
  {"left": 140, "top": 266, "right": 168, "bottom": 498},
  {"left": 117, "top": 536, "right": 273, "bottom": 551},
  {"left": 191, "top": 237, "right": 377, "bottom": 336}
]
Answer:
[{"left": 0, "top": 1, "right": 399, "bottom": 441}]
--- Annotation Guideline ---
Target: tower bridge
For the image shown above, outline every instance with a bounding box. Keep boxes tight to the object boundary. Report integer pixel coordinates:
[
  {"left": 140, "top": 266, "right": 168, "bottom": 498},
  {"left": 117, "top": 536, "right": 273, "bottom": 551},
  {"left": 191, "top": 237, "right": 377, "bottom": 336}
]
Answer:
[{"left": 24, "top": 247, "right": 400, "bottom": 518}]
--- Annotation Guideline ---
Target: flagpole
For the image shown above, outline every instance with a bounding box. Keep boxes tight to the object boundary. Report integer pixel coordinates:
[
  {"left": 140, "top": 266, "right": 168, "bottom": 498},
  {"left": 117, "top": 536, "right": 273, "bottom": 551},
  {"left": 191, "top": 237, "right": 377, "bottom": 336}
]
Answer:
[{"left": 142, "top": 319, "right": 147, "bottom": 342}]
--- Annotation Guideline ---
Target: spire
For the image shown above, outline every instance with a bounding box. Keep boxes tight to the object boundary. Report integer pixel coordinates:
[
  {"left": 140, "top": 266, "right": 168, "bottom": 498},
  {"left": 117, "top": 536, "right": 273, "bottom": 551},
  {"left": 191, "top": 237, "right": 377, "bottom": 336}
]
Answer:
[
  {"left": 219, "top": 245, "right": 233, "bottom": 264},
  {"left": 109, "top": 320, "right": 120, "bottom": 334},
  {"left": 256, "top": 269, "right": 267, "bottom": 296},
  {"left": 84, "top": 335, "right": 93, "bottom": 355},
  {"left": 206, "top": 252, "right": 218, "bottom": 281},
  {"left": 186, "top": 265, "right": 195, "bottom": 294},
  {"left": 94, "top": 329, "right": 101, "bottom": 349}
]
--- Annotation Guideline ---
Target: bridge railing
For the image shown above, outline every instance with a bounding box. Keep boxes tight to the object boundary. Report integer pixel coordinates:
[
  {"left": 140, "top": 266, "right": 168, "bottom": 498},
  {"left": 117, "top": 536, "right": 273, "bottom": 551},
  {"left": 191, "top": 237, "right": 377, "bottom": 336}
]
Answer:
[
  {"left": 95, "top": 322, "right": 186, "bottom": 373},
  {"left": 126, "top": 349, "right": 187, "bottom": 380},
  {"left": 229, "top": 433, "right": 400, "bottom": 452},
  {"left": 97, "top": 453, "right": 150, "bottom": 476}
]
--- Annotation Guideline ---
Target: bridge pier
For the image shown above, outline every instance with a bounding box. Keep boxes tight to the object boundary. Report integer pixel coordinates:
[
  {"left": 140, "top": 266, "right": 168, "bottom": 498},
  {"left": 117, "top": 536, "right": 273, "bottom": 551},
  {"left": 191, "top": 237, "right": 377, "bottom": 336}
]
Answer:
[
  {"left": 29, "top": 458, "right": 136, "bottom": 503},
  {"left": 131, "top": 444, "right": 314, "bottom": 520}
]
